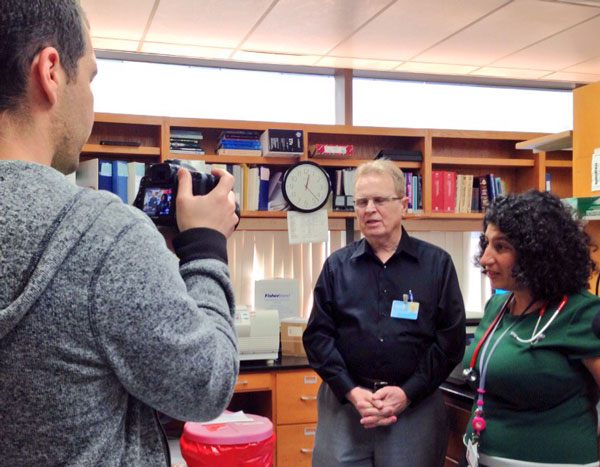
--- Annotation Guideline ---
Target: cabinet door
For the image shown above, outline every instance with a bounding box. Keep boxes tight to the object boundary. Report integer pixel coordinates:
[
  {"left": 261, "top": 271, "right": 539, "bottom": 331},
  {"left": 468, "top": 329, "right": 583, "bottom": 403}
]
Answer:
[
  {"left": 443, "top": 395, "right": 471, "bottom": 463},
  {"left": 276, "top": 370, "right": 321, "bottom": 424},
  {"left": 234, "top": 372, "right": 272, "bottom": 392},
  {"left": 277, "top": 423, "right": 316, "bottom": 467}
]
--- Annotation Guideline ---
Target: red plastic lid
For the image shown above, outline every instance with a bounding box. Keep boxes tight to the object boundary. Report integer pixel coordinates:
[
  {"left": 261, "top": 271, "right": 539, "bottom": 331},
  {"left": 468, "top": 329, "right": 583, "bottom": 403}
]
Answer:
[{"left": 183, "top": 414, "right": 273, "bottom": 445}]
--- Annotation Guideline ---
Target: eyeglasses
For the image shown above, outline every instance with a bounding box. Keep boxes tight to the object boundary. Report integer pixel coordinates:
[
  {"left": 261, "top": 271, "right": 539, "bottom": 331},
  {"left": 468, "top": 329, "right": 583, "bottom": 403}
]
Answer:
[{"left": 353, "top": 196, "right": 403, "bottom": 209}]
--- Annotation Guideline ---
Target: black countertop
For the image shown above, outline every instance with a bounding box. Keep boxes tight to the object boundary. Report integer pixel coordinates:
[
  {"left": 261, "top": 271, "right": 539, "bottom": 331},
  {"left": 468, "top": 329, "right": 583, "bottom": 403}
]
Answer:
[{"left": 240, "top": 356, "right": 475, "bottom": 401}]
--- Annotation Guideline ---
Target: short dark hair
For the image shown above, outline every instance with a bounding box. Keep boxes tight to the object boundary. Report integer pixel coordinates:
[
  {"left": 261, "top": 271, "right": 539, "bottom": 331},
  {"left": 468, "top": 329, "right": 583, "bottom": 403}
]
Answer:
[
  {"left": 476, "top": 189, "right": 597, "bottom": 301},
  {"left": 0, "top": 0, "right": 87, "bottom": 112}
]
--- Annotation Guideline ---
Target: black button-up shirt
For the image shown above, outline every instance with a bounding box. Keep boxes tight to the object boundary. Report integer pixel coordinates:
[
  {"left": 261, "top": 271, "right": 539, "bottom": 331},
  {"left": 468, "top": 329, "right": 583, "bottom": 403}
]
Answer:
[{"left": 303, "top": 227, "right": 466, "bottom": 405}]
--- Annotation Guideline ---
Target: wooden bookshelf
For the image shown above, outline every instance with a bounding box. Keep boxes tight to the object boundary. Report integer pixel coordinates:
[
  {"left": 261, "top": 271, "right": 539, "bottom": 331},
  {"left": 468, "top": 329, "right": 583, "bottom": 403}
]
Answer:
[{"left": 80, "top": 112, "right": 572, "bottom": 230}]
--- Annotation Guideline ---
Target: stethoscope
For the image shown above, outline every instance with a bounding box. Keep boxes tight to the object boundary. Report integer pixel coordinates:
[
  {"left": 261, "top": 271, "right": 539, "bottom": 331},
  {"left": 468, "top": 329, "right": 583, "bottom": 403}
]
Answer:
[
  {"left": 462, "top": 292, "right": 568, "bottom": 441},
  {"left": 463, "top": 293, "right": 567, "bottom": 384}
]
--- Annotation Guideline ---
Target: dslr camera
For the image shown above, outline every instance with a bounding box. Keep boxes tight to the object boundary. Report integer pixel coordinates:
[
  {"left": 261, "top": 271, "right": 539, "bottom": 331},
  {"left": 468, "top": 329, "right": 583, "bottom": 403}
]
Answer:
[{"left": 134, "top": 159, "right": 239, "bottom": 228}]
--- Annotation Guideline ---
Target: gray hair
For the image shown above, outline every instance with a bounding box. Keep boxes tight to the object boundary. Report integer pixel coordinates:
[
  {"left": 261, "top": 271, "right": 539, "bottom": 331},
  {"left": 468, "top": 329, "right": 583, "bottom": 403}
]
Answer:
[{"left": 354, "top": 160, "right": 406, "bottom": 197}]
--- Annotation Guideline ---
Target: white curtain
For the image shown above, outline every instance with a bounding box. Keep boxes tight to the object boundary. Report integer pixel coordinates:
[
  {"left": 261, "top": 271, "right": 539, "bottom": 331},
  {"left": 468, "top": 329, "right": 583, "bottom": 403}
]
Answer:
[
  {"left": 227, "top": 230, "right": 344, "bottom": 317},
  {"left": 227, "top": 229, "right": 487, "bottom": 319}
]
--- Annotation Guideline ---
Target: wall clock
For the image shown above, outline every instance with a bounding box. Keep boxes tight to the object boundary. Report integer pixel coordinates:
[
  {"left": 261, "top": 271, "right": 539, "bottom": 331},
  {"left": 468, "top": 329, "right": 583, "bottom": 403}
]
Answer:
[{"left": 282, "top": 161, "right": 331, "bottom": 213}]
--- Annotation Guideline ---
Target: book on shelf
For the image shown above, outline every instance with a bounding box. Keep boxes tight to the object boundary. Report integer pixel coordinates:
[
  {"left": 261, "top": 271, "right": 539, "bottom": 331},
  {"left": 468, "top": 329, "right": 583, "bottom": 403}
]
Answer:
[
  {"left": 471, "top": 177, "right": 480, "bottom": 212},
  {"left": 260, "top": 129, "right": 303, "bottom": 157},
  {"left": 267, "top": 170, "right": 288, "bottom": 211},
  {"left": 76, "top": 158, "right": 112, "bottom": 192},
  {"left": 217, "top": 148, "right": 262, "bottom": 157},
  {"left": 127, "top": 162, "right": 145, "bottom": 205},
  {"left": 545, "top": 173, "right": 551, "bottom": 192},
  {"left": 431, "top": 171, "right": 443, "bottom": 212},
  {"left": 170, "top": 137, "right": 203, "bottom": 145},
  {"left": 219, "top": 138, "right": 261, "bottom": 150},
  {"left": 111, "top": 160, "right": 128, "bottom": 204},
  {"left": 258, "top": 166, "right": 270, "bottom": 211},
  {"left": 170, "top": 148, "right": 205, "bottom": 155},
  {"left": 219, "top": 129, "right": 262, "bottom": 140},
  {"left": 376, "top": 149, "right": 422, "bottom": 162},
  {"left": 405, "top": 171, "right": 413, "bottom": 212},
  {"left": 330, "top": 169, "right": 347, "bottom": 211},
  {"left": 454, "top": 174, "right": 464, "bottom": 213},
  {"left": 443, "top": 171, "right": 456, "bottom": 213},
  {"left": 309, "top": 143, "right": 354, "bottom": 159},
  {"left": 479, "top": 176, "right": 490, "bottom": 211},
  {"left": 171, "top": 128, "right": 203, "bottom": 140}
]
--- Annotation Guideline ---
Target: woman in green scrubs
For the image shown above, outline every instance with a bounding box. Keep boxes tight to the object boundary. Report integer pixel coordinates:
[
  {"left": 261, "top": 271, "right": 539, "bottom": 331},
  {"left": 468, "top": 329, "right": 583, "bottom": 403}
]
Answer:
[{"left": 462, "top": 189, "right": 600, "bottom": 467}]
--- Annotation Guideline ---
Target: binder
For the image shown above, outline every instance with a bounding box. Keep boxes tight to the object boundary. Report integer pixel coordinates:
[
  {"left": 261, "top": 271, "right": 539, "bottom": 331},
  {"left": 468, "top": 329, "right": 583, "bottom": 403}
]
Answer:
[{"left": 111, "top": 160, "right": 128, "bottom": 203}]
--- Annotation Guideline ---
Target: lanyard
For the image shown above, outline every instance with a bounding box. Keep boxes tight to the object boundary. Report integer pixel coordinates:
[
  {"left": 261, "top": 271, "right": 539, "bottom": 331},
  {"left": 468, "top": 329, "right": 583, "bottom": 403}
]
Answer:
[{"left": 467, "top": 293, "right": 568, "bottom": 438}]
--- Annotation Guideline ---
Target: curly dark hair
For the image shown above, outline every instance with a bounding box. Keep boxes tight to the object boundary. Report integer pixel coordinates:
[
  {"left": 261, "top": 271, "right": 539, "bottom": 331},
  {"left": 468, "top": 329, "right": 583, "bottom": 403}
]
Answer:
[
  {"left": 0, "top": 0, "right": 87, "bottom": 112},
  {"left": 475, "top": 189, "right": 597, "bottom": 301}
]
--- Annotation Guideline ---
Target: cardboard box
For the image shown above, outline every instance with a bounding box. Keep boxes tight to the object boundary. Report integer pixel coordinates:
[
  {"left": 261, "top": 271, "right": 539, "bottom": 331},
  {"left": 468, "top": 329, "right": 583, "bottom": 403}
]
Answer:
[
  {"left": 280, "top": 317, "right": 308, "bottom": 357},
  {"left": 255, "top": 279, "right": 299, "bottom": 321}
]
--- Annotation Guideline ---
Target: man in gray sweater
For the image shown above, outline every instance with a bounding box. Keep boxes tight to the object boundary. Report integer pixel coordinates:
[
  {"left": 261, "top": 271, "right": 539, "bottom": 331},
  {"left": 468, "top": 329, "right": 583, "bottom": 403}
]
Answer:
[{"left": 0, "top": 1, "right": 240, "bottom": 465}]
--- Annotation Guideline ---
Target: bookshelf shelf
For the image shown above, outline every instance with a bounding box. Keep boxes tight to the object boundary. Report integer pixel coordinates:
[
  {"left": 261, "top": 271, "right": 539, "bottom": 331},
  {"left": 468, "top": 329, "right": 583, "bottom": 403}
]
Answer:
[
  {"left": 545, "top": 160, "right": 572, "bottom": 168},
  {"left": 309, "top": 158, "right": 421, "bottom": 169},
  {"left": 170, "top": 153, "right": 299, "bottom": 165},
  {"left": 431, "top": 156, "right": 534, "bottom": 167},
  {"left": 82, "top": 144, "right": 160, "bottom": 156}
]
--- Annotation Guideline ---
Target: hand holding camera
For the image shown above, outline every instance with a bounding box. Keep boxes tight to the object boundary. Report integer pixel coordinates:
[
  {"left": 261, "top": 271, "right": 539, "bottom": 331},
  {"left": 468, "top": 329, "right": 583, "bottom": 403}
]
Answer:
[
  {"left": 176, "top": 167, "right": 238, "bottom": 236},
  {"left": 133, "top": 159, "right": 240, "bottom": 237}
]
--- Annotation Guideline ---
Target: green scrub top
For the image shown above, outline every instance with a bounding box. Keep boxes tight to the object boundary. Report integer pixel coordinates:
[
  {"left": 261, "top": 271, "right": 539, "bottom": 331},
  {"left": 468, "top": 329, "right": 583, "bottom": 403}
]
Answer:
[{"left": 463, "top": 291, "right": 600, "bottom": 464}]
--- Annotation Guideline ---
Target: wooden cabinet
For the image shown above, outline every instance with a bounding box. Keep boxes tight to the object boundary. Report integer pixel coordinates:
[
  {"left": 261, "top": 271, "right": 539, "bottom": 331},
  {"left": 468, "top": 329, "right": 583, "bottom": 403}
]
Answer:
[
  {"left": 230, "top": 367, "right": 320, "bottom": 467},
  {"left": 275, "top": 369, "right": 321, "bottom": 466},
  {"left": 442, "top": 391, "right": 473, "bottom": 466},
  {"left": 82, "top": 112, "right": 572, "bottom": 230}
]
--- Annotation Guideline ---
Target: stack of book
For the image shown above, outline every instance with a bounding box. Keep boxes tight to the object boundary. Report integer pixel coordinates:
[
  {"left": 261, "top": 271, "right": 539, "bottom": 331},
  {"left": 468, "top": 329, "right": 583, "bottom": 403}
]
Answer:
[
  {"left": 170, "top": 128, "right": 204, "bottom": 155},
  {"left": 431, "top": 171, "right": 506, "bottom": 213},
  {"left": 76, "top": 159, "right": 145, "bottom": 205},
  {"left": 217, "top": 129, "right": 262, "bottom": 156}
]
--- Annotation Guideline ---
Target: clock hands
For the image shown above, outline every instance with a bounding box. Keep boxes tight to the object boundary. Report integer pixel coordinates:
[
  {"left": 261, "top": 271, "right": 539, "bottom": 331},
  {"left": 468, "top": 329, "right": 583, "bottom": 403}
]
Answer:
[
  {"left": 306, "top": 186, "right": 319, "bottom": 201},
  {"left": 305, "top": 174, "right": 310, "bottom": 190}
]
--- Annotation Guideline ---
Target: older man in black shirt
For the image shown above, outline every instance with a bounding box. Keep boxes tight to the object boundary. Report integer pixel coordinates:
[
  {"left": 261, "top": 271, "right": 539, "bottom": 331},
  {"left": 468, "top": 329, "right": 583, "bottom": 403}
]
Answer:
[{"left": 303, "top": 160, "right": 465, "bottom": 466}]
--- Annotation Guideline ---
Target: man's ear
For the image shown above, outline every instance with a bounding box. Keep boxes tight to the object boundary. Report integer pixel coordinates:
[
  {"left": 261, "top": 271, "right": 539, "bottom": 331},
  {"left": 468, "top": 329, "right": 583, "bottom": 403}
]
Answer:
[{"left": 34, "top": 47, "right": 61, "bottom": 106}]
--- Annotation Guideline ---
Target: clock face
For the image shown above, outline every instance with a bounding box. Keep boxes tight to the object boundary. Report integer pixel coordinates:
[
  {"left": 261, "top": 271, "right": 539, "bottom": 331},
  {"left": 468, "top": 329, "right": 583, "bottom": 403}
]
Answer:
[{"left": 282, "top": 161, "right": 331, "bottom": 212}]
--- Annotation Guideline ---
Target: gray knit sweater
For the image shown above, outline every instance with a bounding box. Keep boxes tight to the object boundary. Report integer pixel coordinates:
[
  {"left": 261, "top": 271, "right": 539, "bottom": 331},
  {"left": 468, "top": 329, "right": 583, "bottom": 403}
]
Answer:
[{"left": 0, "top": 161, "right": 239, "bottom": 466}]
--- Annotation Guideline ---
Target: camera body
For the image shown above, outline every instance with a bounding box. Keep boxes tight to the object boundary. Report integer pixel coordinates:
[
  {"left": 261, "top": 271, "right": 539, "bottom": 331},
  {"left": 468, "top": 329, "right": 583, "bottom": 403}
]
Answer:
[{"left": 134, "top": 159, "right": 233, "bottom": 227}]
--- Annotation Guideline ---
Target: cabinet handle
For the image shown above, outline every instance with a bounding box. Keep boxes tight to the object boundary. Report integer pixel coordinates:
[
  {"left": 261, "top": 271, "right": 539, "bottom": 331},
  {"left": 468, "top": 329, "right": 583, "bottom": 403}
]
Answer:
[
  {"left": 236, "top": 380, "right": 248, "bottom": 385},
  {"left": 300, "top": 395, "right": 317, "bottom": 401},
  {"left": 300, "top": 448, "right": 314, "bottom": 454}
]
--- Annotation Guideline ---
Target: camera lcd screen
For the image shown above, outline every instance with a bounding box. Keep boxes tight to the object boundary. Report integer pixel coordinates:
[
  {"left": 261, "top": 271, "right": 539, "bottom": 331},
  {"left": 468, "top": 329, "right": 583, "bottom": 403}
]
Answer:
[{"left": 142, "top": 187, "right": 173, "bottom": 216}]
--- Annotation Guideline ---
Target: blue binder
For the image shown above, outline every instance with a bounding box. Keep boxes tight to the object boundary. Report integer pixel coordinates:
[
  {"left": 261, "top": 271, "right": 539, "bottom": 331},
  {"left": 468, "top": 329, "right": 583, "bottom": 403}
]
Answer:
[
  {"left": 98, "top": 160, "right": 113, "bottom": 193},
  {"left": 111, "top": 160, "right": 128, "bottom": 203}
]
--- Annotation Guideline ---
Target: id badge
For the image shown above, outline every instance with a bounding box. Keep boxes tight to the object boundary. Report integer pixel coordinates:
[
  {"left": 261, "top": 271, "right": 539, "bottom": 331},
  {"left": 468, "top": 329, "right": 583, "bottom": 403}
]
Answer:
[
  {"left": 466, "top": 437, "right": 479, "bottom": 467},
  {"left": 390, "top": 300, "right": 419, "bottom": 320}
]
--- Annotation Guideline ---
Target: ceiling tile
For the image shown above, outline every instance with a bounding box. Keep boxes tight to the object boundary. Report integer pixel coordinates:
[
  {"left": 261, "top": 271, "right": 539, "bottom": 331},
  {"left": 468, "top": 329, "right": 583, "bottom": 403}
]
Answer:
[
  {"left": 317, "top": 56, "right": 401, "bottom": 71},
  {"left": 242, "top": 0, "right": 391, "bottom": 55},
  {"left": 541, "top": 71, "right": 600, "bottom": 84},
  {"left": 141, "top": 42, "right": 233, "bottom": 60},
  {"left": 81, "top": 0, "right": 155, "bottom": 40},
  {"left": 145, "top": 0, "right": 273, "bottom": 48},
  {"left": 564, "top": 55, "right": 600, "bottom": 74},
  {"left": 395, "top": 62, "right": 478, "bottom": 75},
  {"left": 330, "top": 0, "right": 508, "bottom": 61},
  {"left": 493, "top": 14, "right": 600, "bottom": 70},
  {"left": 416, "top": 0, "right": 599, "bottom": 66},
  {"left": 232, "top": 50, "right": 321, "bottom": 66},
  {"left": 470, "top": 67, "right": 549, "bottom": 80},
  {"left": 91, "top": 37, "right": 139, "bottom": 52}
]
